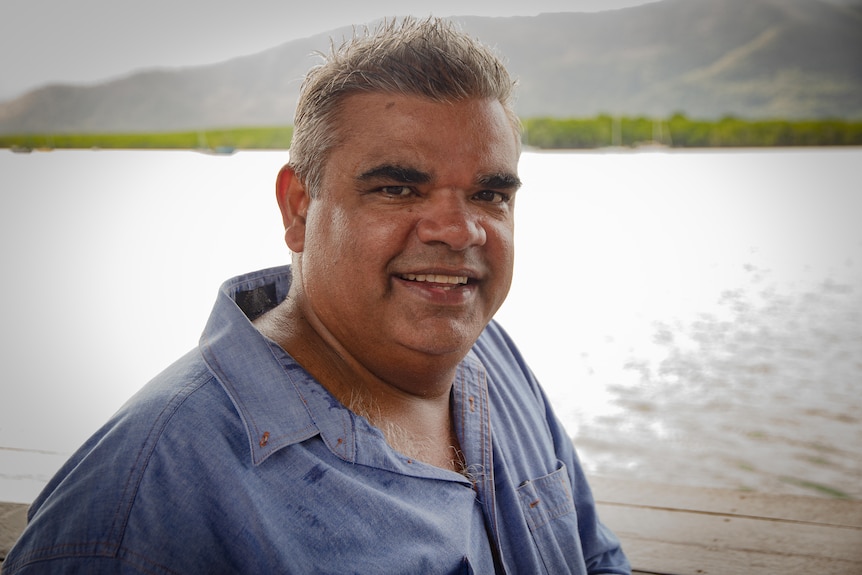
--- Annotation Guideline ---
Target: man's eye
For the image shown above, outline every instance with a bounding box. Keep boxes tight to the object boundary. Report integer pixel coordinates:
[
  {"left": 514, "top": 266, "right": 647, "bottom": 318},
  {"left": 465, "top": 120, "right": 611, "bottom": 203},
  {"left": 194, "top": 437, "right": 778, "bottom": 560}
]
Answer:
[
  {"left": 474, "top": 190, "right": 510, "bottom": 204},
  {"left": 380, "top": 186, "right": 415, "bottom": 198}
]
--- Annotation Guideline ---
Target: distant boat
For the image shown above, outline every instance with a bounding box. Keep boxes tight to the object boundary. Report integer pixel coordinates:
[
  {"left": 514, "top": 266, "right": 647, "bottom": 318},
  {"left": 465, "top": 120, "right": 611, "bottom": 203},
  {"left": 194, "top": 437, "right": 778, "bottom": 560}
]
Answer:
[
  {"left": 635, "top": 119, "right": 671, "bottom": 151},
  {"left": 196, "top": 146, "right": 237, "bottom": 156},
  {"left": 195, "top": 131, "right": 236, "bottom": 155}
]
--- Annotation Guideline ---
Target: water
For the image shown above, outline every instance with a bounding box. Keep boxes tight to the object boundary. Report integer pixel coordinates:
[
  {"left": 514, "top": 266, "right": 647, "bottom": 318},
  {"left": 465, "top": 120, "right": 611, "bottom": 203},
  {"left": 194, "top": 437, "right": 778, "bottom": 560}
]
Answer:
[
  {"left": 497, "top": 147, "right": 862, "bottom": 499},
  {"left": 1, "top": 147, "right": 860, "bottom": 503}
]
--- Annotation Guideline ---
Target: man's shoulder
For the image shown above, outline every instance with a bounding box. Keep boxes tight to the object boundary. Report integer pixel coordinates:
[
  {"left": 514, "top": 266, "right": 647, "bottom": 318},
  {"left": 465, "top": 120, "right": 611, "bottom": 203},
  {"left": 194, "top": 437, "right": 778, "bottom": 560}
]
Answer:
[
  {"left": 95, "top": 347, "right": 229, "bottom": 445},
  {"left": 33, "top": 347, "right": 230, "bottom": 506},
  {"left": 128, "top": 347, "right": 224, "bottom": 420},
  {"left": 2, "top": 349, "right": 238, "bottom": 574},
  {"left": 475, "top": 318, "right": 513, "bottom": 351},
  {"left": 473, "top": 319, "right": 532, "bottom": 377},
  {"left": 469, "top": 319, "right": 552, "bottom": 422}
]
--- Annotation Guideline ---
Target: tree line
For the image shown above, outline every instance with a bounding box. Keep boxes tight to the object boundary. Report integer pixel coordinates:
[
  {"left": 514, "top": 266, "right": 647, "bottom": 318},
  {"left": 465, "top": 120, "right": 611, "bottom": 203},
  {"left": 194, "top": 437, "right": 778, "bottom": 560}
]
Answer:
[
  {"left": 3, "top": 116, "right": 861, "bottom": 151},
  {"left": 522, "top": 114, "right": 862, "bottom": 149}
]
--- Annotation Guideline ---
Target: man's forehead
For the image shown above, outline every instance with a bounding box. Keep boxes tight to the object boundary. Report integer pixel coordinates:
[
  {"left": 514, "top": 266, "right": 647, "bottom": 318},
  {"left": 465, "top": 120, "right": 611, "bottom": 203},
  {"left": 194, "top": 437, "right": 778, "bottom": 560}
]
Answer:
[
  {"left": 328, "top": 93, "right": 520, "bottom": 181},
  {"left": 337, "top": 92, "right": 517, "bottom": 139}
]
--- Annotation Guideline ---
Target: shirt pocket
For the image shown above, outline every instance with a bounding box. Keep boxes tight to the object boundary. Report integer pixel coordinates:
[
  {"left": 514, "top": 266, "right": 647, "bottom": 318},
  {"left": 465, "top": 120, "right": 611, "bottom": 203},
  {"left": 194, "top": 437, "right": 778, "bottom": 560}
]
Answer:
[{"left": 517, "top": 460, "right": 583, "bottom": 574}]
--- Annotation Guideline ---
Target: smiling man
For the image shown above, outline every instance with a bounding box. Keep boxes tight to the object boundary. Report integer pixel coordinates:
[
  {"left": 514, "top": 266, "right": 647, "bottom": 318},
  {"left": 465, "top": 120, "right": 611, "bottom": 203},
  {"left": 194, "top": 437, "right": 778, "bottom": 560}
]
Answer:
[
  {"left": 4, "top": 18, "right": 630, "bottom": 575},
  {"left": 260, "top": 92, "right": 522, "bottom": 473}
]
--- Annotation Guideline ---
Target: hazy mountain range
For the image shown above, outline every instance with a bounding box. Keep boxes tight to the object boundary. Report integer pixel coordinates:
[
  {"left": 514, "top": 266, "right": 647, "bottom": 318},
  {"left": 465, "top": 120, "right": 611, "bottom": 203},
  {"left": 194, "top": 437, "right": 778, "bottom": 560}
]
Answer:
[{"left": 1, "top": 0, "right": 860, "bottom": 134}]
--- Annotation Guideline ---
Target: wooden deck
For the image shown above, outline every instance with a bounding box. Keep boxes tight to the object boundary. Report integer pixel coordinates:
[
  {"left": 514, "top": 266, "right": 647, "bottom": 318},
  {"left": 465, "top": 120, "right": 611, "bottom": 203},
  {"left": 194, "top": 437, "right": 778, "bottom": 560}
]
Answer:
[
  {"left": 2, "top": 478, "right": 861, "bottom": 572},
  {"left": 592, "top": 476, "right": 862, "bottom": 574},
  {"left": 0, "top": 502, "right": 26, "bottom": 566}
]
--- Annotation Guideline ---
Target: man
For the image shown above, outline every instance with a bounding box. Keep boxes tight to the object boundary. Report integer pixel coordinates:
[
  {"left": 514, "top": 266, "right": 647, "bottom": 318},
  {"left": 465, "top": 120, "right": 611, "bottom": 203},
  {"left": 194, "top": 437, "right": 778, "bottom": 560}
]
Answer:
[{"left": 4, "top": 17, "right": 630, "bottom": 574}]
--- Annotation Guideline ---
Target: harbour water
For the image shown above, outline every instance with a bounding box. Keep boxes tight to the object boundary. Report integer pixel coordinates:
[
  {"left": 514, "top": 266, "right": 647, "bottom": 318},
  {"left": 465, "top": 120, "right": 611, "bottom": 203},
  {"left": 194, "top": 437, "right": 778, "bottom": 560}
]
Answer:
[{"left": 1, "top": 147, "right": 860, "bottom": 503}]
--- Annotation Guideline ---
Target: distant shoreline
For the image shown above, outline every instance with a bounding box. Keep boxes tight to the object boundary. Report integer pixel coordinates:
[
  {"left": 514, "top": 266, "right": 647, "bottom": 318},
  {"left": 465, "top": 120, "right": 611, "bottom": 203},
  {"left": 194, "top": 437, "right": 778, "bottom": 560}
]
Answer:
[{"left": 2, "top": 116, "right": 861, "bottom": 152}]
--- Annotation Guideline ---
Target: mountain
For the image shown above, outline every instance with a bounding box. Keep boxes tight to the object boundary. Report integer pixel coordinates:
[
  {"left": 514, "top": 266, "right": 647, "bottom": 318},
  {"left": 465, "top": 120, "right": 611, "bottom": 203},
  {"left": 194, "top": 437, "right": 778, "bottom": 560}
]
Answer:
[
  {"left": 0, "top": 0, "right": 860, "bottom": 134},
  {"left": 464, "top": 0, "right": 862, "bottom": 119}
]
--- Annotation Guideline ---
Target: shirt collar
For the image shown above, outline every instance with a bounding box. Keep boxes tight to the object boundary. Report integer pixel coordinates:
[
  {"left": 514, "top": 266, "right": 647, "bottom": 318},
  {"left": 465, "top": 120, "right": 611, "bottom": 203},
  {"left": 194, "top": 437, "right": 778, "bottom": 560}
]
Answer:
[
  {"left": 198, "top": 266, "right": 488, "bottom": 485},
  {"left": 199, "top": 266, "right": 354, "bottom": 466}
]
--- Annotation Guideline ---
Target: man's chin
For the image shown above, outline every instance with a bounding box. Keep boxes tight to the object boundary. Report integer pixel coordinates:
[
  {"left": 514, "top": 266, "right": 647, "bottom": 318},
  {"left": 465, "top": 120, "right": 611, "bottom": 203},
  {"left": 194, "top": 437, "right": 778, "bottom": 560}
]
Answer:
[{"left": 395, "top": 322, "right": 484, "bottom": 359}]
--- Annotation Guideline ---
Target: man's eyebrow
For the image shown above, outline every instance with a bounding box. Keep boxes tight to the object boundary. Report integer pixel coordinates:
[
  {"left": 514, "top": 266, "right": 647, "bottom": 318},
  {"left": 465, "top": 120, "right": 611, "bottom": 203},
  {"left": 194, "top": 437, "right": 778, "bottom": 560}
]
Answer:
[
  {"left": 358, "top": 164, "right": 521, "bottom": 190},
  {"left": 478, "top": 173, "right": 522, "bottom": 190},
  {"left": 358, "top": 165, "right": 432, "bottom": 184}
]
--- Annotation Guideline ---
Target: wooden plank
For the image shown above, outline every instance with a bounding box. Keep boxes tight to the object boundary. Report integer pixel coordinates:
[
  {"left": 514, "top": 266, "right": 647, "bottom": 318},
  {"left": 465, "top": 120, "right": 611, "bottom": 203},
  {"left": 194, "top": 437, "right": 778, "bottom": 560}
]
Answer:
[
  {"left": 590, "top": 476, "right": 862, "bottom": 575},
  {"left": 598, "top": 503, "right": 862, "bottom": 574},
  {"left": 590, "top": 476, "right": 862, "bottom": 528},
  {"left": 620, "top": 537, "right": 862, "bottom": 574},
  {"left": 0, "top": 502, "right": 27, "bottom": 563}
]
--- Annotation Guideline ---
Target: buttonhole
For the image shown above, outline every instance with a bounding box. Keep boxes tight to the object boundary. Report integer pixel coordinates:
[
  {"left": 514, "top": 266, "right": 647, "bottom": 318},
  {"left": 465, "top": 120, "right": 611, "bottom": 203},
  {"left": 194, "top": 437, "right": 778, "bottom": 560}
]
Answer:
[
  {"left": 259, "top": 431, "right": 270, "bottom": 447},
  {"left": 529, "top": 499, "right": 541, "bottom": 509}
]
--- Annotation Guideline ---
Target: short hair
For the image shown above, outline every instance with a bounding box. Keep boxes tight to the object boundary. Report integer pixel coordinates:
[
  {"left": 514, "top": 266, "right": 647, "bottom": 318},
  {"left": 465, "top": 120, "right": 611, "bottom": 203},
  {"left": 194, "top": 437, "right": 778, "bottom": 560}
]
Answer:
[{"left": 288, "top": 17, "right": 520, "bottom": 196}]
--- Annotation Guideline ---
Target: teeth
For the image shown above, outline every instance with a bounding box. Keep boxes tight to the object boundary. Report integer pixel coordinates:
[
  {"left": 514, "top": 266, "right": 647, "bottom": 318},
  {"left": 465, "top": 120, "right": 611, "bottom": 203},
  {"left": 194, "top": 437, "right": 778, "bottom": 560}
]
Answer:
[{"left": 401, "top": 273, "right": 468, "bottom": 285}]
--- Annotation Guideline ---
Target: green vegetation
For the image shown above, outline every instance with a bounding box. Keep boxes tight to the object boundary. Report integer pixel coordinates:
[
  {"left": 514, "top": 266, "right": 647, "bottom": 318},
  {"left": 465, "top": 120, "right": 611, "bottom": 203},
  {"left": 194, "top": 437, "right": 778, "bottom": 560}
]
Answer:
[
  {"left": 522, "top": 114, "right": 862, "bottom": 149},
  {"left": 3, "top": 116, "right": 862, "bottom": 151},
  {"left": 0, "top": 126, "right": 293, "bottom": 152}
]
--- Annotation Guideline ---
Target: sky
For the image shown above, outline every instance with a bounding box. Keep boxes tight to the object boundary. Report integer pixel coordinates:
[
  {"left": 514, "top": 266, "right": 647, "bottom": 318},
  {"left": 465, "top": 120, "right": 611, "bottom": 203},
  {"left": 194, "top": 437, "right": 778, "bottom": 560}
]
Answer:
[{"left": 0, "top": 0, "right": 660, "bottom": 101}]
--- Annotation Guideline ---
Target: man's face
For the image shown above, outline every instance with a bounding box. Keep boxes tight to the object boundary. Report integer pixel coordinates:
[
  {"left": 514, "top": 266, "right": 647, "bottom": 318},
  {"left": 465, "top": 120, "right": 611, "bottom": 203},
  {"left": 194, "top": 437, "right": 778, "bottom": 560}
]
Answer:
[{"left": 290, "top": 93, "right": 520, "bottom": 387}]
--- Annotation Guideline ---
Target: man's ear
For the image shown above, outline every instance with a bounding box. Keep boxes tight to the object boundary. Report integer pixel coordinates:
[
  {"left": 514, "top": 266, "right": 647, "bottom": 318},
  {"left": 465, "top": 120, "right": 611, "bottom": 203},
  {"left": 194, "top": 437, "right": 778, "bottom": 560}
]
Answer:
[{"left": 276, "top": 164, "right": 310, "bottom": 253}]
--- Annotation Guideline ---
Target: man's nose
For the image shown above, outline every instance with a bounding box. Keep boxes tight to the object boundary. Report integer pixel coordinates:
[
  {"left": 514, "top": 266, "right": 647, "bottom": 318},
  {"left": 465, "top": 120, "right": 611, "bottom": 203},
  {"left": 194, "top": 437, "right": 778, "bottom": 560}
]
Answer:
[{"left": 415, "top": 192, "right": 487, "bottom": 251}]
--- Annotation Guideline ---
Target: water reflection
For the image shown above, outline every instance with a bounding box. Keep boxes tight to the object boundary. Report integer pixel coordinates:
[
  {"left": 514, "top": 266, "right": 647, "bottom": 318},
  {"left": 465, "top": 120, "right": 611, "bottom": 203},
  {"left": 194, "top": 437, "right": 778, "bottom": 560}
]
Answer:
[
  {"left": 497, "top": 147, "right": 862, "bottom": 499},
  {"left": 582, "top": 266, "right": 861, "bottom": 498}
]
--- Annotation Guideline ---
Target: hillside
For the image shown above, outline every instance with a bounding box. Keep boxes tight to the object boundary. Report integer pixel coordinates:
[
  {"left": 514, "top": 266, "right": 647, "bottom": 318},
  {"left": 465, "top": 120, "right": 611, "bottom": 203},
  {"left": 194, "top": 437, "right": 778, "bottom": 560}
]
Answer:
[
  {"left": 0, "top": 0, "right": 859, "bottom": 134},
  {"left": 463, "top": 0, "right": 862, "bottom": 119}
]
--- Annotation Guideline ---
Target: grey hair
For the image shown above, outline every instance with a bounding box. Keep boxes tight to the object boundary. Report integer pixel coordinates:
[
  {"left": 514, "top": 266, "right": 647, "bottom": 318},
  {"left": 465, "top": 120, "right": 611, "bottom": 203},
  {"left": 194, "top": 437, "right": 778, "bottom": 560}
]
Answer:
[{"left": 288, "top": 17, "right": 521, "bottom": 196}]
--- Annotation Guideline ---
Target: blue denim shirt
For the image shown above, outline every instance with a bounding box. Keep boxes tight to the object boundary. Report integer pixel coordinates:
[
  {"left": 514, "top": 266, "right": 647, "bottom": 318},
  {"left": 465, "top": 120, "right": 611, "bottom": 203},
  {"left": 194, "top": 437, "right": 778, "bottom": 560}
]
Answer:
[{"left": 4, "top": 267, "right": 629, "bottom": 574}]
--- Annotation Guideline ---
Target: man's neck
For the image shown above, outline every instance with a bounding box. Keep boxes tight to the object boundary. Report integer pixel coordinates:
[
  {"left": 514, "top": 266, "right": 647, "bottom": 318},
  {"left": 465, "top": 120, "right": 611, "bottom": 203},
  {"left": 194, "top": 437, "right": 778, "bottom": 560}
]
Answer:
[
  {"left": 254, "top": 297, "right": 466, "bottom": 472},
  {"left": 347, "top": 389, "right": 466, "bottom": 473}
]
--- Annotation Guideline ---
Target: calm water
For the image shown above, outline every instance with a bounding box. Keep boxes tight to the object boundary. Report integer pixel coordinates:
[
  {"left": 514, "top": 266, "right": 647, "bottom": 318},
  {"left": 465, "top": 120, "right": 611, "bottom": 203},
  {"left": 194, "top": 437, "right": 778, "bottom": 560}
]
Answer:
[{"left": 1, "top": 147, "right": 860, "bottom": 503}]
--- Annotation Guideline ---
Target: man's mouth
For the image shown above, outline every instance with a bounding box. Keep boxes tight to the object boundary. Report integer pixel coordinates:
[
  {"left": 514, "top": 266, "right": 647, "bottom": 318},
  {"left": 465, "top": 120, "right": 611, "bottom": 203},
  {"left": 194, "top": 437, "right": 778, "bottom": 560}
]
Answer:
[{"left": 399, "top": 273, "right": 469, "bottom": 286}]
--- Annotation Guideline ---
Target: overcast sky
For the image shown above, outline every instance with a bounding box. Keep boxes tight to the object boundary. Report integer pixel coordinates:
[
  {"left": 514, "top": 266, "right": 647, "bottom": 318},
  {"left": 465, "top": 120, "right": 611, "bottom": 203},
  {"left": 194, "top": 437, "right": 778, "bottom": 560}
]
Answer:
[{"left": 1, "top": 0, "right": 660, "bottom": 101}]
